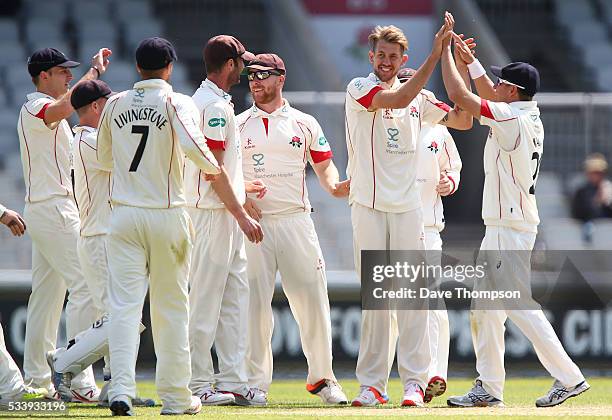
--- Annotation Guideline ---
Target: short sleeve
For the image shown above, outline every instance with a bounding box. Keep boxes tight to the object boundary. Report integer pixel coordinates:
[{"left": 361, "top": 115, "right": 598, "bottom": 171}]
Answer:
[
  {"left": 346, "top": 77, "right": 383, "bottom": 110},
  {"left": 420, "top": 91, "right": 451, "bottom": 124},
  {"left": 22, "top": 98, "right": 54, "bottom": 129},
  {"left": 304, "top": 116, "right": 333, "bottom": 164},
  {"left": 479, "top": 99, "right": 520, "bottom": 151},
  {"left": 202, "top": 102, "right": 230, "bottom": 150}
]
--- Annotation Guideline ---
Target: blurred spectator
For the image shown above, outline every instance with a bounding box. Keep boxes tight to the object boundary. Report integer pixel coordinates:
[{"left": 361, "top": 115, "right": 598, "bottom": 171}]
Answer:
[{"left": 571, "top": 153, "right": 612, "bottom": 242}]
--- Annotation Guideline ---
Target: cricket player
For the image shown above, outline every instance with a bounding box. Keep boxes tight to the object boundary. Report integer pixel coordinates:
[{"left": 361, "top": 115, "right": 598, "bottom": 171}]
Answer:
[
  {"left": 18, "top": 46, "right": 111, "bottom": 400},
  {"left": 397, "top": 67, "right": 462, "bottom": 402},
  {"left": 97, "top": 37, "right": 221, "bottom": 416},
  {"left": 237, "top": 53, "right": 350, "bottom": 405},
  {"left": 185, "top": 35, "right": 264, "bottom": 406},
  {"left": 345, "top": 16, "right": 473, "bottom": 407},
  {"left": 44, "top": 79, "right": 154, "bottom": 408},
  {"left": 441, "top": 15, "right": 589, "bottom": 407},
  {"left": 0, "top": 204, "right": 47, "bottom": 405}
]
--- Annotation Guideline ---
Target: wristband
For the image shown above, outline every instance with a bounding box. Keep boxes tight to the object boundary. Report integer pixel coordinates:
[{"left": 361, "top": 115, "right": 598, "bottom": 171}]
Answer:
[
  {"left": 467, "top": 59, "right": 486, "bottom": 80},
  {"left": 91, "top": 67, "right": 101, "bottom": 78}
]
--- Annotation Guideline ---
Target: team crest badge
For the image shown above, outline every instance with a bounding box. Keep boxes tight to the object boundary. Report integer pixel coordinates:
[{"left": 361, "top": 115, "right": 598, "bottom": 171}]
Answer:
[
  {"left": 428, "top": 141, "right": 439, "bottom": 153},
  {"left": 289, "top": 136, "right": 302, "bottom": 148},
  {"left": 410, "top": 106, "right": 419, "bottom": 118}
]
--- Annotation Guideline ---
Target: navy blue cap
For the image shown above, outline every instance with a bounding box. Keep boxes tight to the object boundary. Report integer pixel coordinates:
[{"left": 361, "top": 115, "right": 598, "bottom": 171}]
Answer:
[
  {"left": 490, "top": 62, "right": 540, "bottom": 96},
  {"left": 71, "top": 80, "right": 113, "bottom": 109},
  {"left": 28, "top": 48, "right": 80, "bottom": 77},
  {"left": 135, "top": 37, "right": 177, "bottom": 70}
]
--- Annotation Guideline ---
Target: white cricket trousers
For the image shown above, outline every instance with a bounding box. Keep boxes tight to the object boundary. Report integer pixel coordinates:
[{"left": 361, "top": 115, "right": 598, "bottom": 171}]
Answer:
[
  {"left": 0, "top": 323, "right": 24, "bottom": 397},
  {"left": 77, "top": 234, "right": 111, "bottom": 376},
  {"left": 352, "top": 203, "right": 431, "bottom": 393},
  {"left": 245, "top": 212, "right": 336, "bottom": 391},
  {"left": 107, "top": 205, "right": 194, "bottom": 412},
  {"left": 23, "top": 196, "right": 96, "bottom": 391},
  {"left": 424, "top": 227, "right": 449, "bottom": 381},
  {"left": 188, "top": 208, "right": 249, "bottom": 395},
  {"left": 77, "top": 234, "right": 110, "bottom": 317},
  {"left": 472, "top": 226, "right": 585, "bottom": 400}
]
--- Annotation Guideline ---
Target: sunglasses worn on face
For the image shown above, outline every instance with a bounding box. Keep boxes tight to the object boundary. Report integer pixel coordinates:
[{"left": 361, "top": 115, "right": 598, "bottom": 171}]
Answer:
[
  {"left": 494, "top": 77, "right": 525, "bottom": 90},
  {"left": 247, "top": 70, "right": 281, "bottom": 81}
]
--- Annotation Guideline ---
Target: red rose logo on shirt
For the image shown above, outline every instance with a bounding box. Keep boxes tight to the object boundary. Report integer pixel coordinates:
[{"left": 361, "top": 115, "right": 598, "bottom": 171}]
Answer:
[
  {"left": 410, "top": 106, "right": 419, "bottom": 118},
  {"left": 289, "top": 136, "right": 302, "bottom": 148},
  {"left": 428, "top": 141, "right": 439, "bottom": 153}
]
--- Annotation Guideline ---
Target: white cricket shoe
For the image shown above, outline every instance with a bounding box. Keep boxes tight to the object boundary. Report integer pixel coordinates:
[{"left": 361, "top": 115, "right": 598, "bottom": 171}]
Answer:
[
  {"left": 197, "top": 387, "right": 235, "bottom": 406},
  {"left": 351, "top": 386, "right": 389, "bottom": 407},
  {"left": 0, "top": 384, "right": 48, "bottom": 408},
  {"left": 98, "top": 379, "right": 156, "bottom": 407},
  {"left": 307, "top": 379, "right": 348, "bottom": 405},
  {"left": 161, "top": 396, "right": 202, "bottom": 415},
  {"left": 223, "top": 388, "right": 267, "bottom": 406},
  {"left": 45, "top": 349, "right": 72, "bottom": 401},
  {"left": 535, "top": 380, "right": 590, "bottom": 407},
  {"left": 110, "top": 394, "right": 133, "bottom": 416},
  {"left": 447, "top": 380, "right": 504, "bottom": 407},
  {"left": 424, "top": 376, "right": 447, "bottom": 403},
  {"left": 401, "top": 382, "right": 425, "bottom": 407},
  {"left": 70, "top": 385, "right": 101, "bottom": 403}
]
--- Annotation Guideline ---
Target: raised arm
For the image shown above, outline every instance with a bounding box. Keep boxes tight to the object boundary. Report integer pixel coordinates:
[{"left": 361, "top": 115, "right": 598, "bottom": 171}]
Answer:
[
  {"left": 44, "top": 48, "right": 112, "bottom": 125},
  {"left": 369, "top": 13, "right": 454, "bottom": 110},
  {"left": 441, "top": 31, "right": 483, "bottom": 119},
  {"left": 453, "top": 35, "right": 497, "bottom": 101}
]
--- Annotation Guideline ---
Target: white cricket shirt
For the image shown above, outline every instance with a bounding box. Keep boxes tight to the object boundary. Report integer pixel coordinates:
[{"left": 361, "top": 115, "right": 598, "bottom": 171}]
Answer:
[
  {"left": 185, "top": 79, "right": 245, "bottom": 209},
  {"left": 97, "top": 79, "right": 220, "bottom": 209},
  {"left": 479, "top": 99, "right": 543, "bottom": 232},
  {"left": 417, "top": 124, "right": 462, "bottom": 232},
  {"left": 345, "top": 74, "right": 450, "bottom": 213},
  {"left": 73, "top": 125, "right": 111, "bottom": 236},
  {"left": 18, "top": 92, "right": 73, "bottom": 203},
  {"left": 237, "top": 100, "right": 333, "bottom": 215}
]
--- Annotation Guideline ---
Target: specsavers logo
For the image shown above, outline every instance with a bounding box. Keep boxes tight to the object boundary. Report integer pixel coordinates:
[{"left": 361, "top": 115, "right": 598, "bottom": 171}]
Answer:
[{"left": 208, "top": 117, "right": 226, "bottom": 127}]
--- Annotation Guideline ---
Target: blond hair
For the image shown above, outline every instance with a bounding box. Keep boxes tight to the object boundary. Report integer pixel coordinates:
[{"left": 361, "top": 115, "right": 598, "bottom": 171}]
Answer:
[{"left": 368, "top": 25, "right": 408, "bottom": 53}]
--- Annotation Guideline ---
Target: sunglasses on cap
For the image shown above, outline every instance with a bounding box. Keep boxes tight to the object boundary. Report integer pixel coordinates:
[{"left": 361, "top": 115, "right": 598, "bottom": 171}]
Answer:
[
  {"left": 247, "top": 70, "right": 282, "bottom": 81},
  {"left": 494, "top": 77, "right": 525, "bottom": 90}
]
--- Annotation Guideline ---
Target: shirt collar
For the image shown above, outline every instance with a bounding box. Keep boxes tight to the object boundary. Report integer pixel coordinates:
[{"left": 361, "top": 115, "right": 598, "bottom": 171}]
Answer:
[
  {"left": 510, "top": 101, "right": 538, "bottom": 110},
  {"left": 133, "top": 78, "right": 173, "bottom": 91},
  {"left": 202, "top": 79, "right": 232, "bottom": 103},
  {"left": 72, "top": 125, "right": 96, "bottom": 134},
  {"left": 367, "top": 72, "right": 401, "bottom": 90},
  {"left": 26, "top": 91, "right": 54, "bottom": 101},
  {"left": 249, "top": 99, "right": 291, "bottom": 118}
]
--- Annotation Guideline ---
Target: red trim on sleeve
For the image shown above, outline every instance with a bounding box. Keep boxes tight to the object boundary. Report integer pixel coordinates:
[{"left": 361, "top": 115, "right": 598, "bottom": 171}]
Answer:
[
  {"left": 447, "top": 174, "right": 456, "bottom": 194},
  {"left": 205, "top": 136, "right": 226, "bottom": 150},
  {"left": 481, "top": 99, "right": 495, "bottom": 119},
  {"left": 35, "top": 103, "right": 50, "bottom": 120},
  {"left": 310, "top": 149, "right": 333, "bottom": 163},
  {"left": 357, "top": 86, "right": 383, "bottom": 109},
  {"left": 434, "top": 101, "right": 451, "bottom": 113},
  {"left": 262, "top": 117, "right": 269, "bottom": 137}
]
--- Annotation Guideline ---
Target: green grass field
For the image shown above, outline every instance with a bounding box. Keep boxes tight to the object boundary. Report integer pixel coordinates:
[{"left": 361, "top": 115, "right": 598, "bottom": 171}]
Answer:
[{"left": 6, "top": 377, "right": 612, "bottom": 418}]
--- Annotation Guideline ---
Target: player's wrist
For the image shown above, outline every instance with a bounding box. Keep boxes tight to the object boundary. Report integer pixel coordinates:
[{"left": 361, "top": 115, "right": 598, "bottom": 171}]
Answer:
[
  {"left": 467, "top": 59, "right": 486, "bottom": 79},
  {"left": 91, "top": 66, "right": 101, "bottom": 78}
]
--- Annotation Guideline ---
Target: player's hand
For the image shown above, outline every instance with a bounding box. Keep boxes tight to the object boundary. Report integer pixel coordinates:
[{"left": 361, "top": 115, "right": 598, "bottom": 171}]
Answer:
[
  {"left": 203, "top": 172, "right": 219, "bottom": 182},
  {"left": 453, "top": 33, "right": 476, "bottom": 65},
  {"left": 432, "top": 11, "right": 455, "bottom": 58},
  {"left": 436, "top": 172, "right": 453, "bottom": 196},
  {"left": 237, "top": 212, "right": 264, "bottom": 243},
  {"left": 245, "top": 179, "right": 267, "bottom": 199},
  {"left": 331, "top": 179, "right": 350, "bottom": 198},
  {"left": 92, "top": 48, "right": 112, "bottom": 76},
  {"left": 0, "top": 209, "right": 26, "bottom": 237},
  {"left": 243, "top": 197, "right": 262, "bottom": 221}
]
